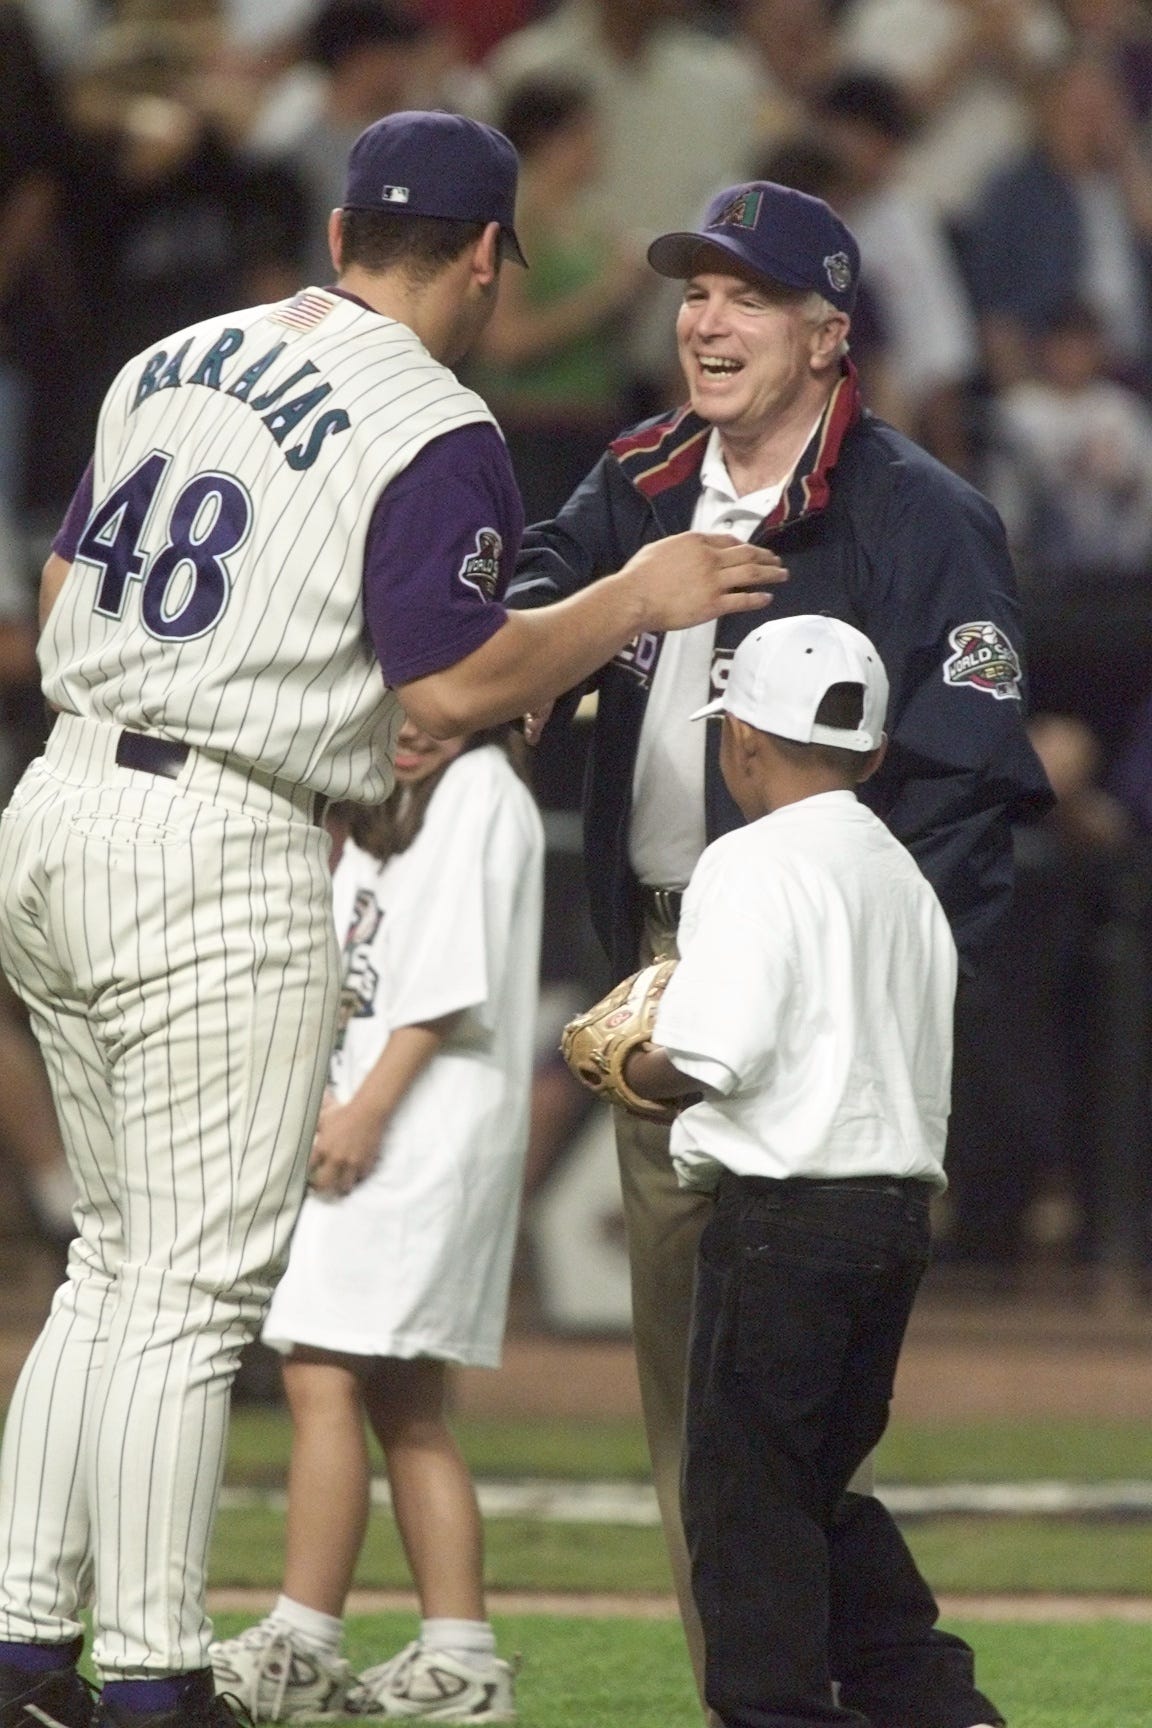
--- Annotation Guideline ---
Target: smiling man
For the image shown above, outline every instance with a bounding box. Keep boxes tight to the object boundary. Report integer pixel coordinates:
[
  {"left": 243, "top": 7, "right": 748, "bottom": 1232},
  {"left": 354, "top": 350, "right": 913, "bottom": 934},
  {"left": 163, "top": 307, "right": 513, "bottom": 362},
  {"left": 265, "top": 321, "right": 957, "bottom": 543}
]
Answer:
[{"left": 507, "top": 180, "right": 1051, "bottom": 1728}]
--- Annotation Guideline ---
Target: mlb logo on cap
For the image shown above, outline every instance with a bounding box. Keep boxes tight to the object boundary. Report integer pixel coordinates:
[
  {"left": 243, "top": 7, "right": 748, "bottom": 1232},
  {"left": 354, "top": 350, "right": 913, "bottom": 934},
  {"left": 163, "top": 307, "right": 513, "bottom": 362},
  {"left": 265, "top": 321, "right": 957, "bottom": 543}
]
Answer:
[{"left": 343, "top": 109, "right": 527, "bottom": 266}]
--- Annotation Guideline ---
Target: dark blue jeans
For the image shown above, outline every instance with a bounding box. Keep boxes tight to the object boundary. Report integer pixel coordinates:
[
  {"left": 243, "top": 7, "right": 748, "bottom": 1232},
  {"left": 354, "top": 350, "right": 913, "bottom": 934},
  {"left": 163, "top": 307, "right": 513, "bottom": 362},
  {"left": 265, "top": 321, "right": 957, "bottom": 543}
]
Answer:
[{"left": 683, "top": 1173, "right": 934, "bottom": 1728}]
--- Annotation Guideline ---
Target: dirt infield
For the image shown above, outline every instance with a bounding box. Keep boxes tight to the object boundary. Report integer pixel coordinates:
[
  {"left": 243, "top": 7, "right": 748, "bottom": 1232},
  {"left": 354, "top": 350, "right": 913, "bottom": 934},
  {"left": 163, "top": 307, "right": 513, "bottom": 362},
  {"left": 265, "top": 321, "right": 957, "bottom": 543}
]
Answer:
[
  {"left": 205, "top": 1587, "right": 1152, "bottom": 1622},
  {"left": 4, "top": 1245, "right": 1152, "bottom": 1422},
  {"left": 450, "top": 1281, "right": 1152, "bottom": 1425}
]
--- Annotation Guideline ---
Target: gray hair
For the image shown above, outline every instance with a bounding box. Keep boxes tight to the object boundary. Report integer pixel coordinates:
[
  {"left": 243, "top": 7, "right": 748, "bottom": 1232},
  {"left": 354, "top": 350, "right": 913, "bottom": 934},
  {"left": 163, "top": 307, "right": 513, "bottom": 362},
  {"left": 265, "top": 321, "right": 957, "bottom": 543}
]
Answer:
[{"left": 802, "top": 290, "right": 850, "bottom": 359}]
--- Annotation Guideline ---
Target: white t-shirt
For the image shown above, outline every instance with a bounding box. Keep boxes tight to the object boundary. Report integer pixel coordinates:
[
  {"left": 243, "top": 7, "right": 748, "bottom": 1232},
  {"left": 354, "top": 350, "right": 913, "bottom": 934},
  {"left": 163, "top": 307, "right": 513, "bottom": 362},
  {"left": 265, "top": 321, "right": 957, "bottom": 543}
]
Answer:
[
  {"left": 262, "top": 745, "right": 545, "bottom": 1364},
  {"left": 654, "top": 791, "right": 956, "bottom": 1192},
  {"left": 627, "top": 431, "right": 788, "bottom": 889}
]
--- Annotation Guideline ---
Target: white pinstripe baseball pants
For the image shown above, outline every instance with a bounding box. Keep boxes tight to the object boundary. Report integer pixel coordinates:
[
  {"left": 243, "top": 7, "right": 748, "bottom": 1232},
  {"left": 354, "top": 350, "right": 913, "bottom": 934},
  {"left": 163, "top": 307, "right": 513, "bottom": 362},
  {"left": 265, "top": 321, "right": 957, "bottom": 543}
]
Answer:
[{"left": 0, "top": 715, "right": 339, "bottom": 1677}]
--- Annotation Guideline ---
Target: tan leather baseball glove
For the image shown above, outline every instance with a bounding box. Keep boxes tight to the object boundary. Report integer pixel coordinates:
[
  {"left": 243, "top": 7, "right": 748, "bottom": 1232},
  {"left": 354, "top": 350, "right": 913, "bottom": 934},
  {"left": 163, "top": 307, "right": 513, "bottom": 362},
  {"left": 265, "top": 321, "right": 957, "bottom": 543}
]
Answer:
[{"left": 560, "top": 959, "right": 680, "bottom": 1123}]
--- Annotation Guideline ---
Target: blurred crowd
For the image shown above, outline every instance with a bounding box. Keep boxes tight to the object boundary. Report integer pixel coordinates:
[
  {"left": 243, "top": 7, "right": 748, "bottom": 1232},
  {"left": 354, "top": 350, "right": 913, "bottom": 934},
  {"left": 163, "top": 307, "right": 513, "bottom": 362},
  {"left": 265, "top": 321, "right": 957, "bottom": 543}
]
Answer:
[{"left": 4, "top": 0, "right": 1152, "bottom": 1293}]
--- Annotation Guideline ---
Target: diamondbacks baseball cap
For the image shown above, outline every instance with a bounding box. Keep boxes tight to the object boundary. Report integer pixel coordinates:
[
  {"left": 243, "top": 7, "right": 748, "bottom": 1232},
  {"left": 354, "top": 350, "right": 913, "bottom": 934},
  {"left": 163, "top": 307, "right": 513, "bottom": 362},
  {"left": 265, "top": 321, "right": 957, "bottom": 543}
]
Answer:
[
  {"left": 342, "top": 109, "right": 527, "bottom": 266},
  {"left": 647, "top": 180, "right": 859, "bottom": 313},
  {"left": 692, "top": 614, "right": 888, "bottom": 752}
]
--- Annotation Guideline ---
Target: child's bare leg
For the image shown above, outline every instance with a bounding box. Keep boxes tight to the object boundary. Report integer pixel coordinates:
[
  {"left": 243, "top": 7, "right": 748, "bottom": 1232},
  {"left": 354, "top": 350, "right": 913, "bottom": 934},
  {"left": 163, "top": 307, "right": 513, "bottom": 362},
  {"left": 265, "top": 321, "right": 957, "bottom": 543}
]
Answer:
[
  {"left": 281, "top": 1346, "right": 372, "bottom": 1616},
  {"left": 362, "top": 1357, "right": 484, "bottom": 1621}
]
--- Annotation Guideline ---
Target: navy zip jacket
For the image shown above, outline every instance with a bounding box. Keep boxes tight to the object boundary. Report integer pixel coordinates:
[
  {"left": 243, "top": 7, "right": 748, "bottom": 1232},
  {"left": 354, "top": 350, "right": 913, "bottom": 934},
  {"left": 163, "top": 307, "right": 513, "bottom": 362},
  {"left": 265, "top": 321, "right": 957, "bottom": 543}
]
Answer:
[{"left": 508, "top": 365, "right": 1053, "bottom": 977}]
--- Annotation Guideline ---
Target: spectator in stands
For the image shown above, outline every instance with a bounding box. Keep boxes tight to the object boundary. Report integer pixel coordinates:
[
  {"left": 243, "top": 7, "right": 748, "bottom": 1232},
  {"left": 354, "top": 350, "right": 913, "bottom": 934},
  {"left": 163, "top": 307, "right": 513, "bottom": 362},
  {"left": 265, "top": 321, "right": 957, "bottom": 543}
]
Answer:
[
  {"left": 483, "top": 0, "right": 768, "bottom": 407},
  {"left": 814, "top": 67, "right": 981, "bottom": 473},
  {"left": 251, "top": 0, "right": 425, "bottom": 290},
  {"left": 836, "top": 0, "right": 1070, "bottom": 221},
  {"left": 59, "top": 22, "right": 307, "bottom": 384},
  {"left": 1106, "top": 689, "right": 1152, "bottom": 835},
  {"left": 1064, "top": 0, "right": 1152, "bottom": 126},
  {"left": 986, "top": 297, "right": 1152, "bottom": 579},
  {"left": 1031, "top": 710, "right": 1132, "bottom": 851},
  {"left": 943, "top": 711, "right": 1130, "bottom": 1280},
  {"left": 980, "top": 292, "right": 1152, "bottom": 761},
  {"left": 0, "top": 1, "right": 79, "bottom": 531},
  {"left": 15, "top": 0, "right": 105, "bottom": 73},
  {"left": 413, "top": 0, "right": 540, "bottom": 71},
  {"left": 736, "top": 0, "right": 843, "bottom": 161},
  {"left": 963, "top": 51, "right": 1152, "bottom": 388},
  {"left": 467, "top": 73, "right": 651, "bottom": 522}
]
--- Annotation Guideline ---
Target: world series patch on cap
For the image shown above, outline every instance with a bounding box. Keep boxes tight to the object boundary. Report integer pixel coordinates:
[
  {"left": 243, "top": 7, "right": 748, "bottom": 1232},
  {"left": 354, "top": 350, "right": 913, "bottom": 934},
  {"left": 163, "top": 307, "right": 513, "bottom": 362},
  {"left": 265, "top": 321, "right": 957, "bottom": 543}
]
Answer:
[{"left": 647, "top": 180, "right": 859, "bottom": 313}]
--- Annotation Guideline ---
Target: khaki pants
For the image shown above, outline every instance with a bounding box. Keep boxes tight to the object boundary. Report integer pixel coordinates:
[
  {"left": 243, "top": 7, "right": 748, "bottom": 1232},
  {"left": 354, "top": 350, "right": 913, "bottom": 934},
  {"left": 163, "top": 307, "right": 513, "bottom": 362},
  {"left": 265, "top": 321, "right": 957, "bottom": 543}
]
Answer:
[{"left": 616, "top": 912, "right": 874, "bottom": 1715}]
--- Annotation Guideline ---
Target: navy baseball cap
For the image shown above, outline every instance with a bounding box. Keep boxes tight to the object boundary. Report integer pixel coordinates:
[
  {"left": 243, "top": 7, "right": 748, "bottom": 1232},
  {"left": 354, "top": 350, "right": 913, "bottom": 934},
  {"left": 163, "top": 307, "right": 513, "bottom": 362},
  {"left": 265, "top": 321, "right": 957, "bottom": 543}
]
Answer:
[
  {"left": 342, "top": 110, "right": 527, "bottom": 267},
  {"left": 647, "top": 181, "right": 859, "bottom": 313}
]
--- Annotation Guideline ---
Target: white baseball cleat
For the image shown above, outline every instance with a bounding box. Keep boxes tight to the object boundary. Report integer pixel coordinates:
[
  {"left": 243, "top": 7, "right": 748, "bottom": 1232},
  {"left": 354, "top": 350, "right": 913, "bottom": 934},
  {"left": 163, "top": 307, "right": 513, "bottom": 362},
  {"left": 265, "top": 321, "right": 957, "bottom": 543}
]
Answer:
[
  {"left": 208, "top": 1622, "right": 350, "bottom": 1723},
  {"left": 344, "top": 1642, "right": 516, "bottom": 1722}
]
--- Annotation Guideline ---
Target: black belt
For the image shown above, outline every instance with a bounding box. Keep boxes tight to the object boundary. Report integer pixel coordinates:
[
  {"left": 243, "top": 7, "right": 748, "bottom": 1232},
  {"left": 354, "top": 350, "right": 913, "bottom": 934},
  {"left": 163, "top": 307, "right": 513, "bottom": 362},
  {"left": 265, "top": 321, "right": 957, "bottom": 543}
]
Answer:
[
  {"left": 639, "top": 885, "right": 683, "bottom": 927},
  {"left": 114, "top": 729, "right": 328, "bottom": 827},
  {"left": 114, "top": 731, "right": 189, "bottom": 778},
  {"left": 718, "top": 1171, "right": 935, "bottom": 1200}
]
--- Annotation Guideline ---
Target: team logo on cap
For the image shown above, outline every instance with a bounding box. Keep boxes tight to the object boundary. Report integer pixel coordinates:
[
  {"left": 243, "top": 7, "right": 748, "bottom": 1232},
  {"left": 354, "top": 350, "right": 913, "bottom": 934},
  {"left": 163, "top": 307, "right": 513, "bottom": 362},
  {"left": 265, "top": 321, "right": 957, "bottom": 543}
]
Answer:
[
  {"left": 458, "top": 527, "right": 503, "bottom": 601},
  {"left": 823, "top": 251, "right": 853, "bottom": 294},
  {"left": 711, "top": 189, "right": 764, "bottom": 231},
  {"left": 942, "top": 622, "right": 1022, "bottom": 700},
  {"left": 380, "top": 184, "right": 410, "bottom": 203}
]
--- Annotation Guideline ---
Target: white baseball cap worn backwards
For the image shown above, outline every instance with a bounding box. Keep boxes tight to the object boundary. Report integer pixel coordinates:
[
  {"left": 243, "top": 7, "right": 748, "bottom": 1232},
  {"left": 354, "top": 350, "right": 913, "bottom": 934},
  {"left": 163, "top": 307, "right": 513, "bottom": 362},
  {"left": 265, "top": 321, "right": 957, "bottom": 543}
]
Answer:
[{"left": 692, "top": 614, "right": 889, "bottom": 752}]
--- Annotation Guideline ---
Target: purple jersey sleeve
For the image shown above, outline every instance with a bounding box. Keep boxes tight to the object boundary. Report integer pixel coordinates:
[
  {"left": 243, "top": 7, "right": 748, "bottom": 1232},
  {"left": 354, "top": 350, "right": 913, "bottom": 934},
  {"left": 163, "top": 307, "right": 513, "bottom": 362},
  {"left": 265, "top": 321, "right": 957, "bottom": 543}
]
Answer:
[
  {"left": 363, "top": 422, "right": 524, "bottom": 686},
  {"left": 52, "top": 462, "right": 95, "bottom": 560}
]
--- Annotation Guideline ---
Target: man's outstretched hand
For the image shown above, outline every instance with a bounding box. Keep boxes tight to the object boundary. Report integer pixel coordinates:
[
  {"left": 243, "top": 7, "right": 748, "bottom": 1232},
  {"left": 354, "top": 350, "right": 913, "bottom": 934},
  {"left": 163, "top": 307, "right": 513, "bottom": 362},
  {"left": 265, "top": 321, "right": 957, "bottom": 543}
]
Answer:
[{"left": 620, "top": 532, "right": 788, "bottom": 632}]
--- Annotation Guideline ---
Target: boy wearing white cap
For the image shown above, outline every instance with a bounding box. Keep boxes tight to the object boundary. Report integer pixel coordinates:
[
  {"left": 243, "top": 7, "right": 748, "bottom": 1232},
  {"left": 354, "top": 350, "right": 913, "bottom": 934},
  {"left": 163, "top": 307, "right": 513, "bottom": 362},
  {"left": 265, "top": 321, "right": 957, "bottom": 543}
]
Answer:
[{"left": 624, "top": 612, "right": 959, "bottom": 1728}]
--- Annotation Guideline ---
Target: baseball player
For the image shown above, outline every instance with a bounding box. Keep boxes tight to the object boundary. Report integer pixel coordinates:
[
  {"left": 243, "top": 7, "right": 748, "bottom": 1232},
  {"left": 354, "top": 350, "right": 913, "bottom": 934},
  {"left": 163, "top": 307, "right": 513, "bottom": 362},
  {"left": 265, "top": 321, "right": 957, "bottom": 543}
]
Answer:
[
  {"left": 0, "top": 112, "right": 782, "bottom": 1728},
  {"left": 586, "top": 613, "right": 961, "bottom": 1728},
  {"left": 209, "top": 717, "right": 540, "bottom": 1725}
]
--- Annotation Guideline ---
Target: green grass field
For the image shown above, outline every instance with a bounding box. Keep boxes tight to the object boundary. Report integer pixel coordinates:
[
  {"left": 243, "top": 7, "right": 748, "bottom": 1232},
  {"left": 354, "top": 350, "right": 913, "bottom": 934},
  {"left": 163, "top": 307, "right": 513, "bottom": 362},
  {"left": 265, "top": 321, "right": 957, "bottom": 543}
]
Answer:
[
  {"left": 4, "top": 1400, "right": 1149, "bottom": 1722},
  {"left": 218, "top": 1406, "right": 1152, "bottom": 1593},
  {"left": 226, "top": 1407, "right": 1152, "bottom": 1486},
  {"left": 206, "top": 1405, "right": 1152, "bottom": 1724},
  {"left": 199, "top": 1611, "right": 1152, "bottom": 1728}
]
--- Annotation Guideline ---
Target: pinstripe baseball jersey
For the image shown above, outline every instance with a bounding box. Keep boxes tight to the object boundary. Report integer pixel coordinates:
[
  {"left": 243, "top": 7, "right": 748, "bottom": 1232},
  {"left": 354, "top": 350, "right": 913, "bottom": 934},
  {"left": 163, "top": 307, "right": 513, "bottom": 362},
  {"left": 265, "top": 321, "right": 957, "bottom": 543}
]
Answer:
[{"left": 44, "top": 287, "right": 515, "bottom": 802}]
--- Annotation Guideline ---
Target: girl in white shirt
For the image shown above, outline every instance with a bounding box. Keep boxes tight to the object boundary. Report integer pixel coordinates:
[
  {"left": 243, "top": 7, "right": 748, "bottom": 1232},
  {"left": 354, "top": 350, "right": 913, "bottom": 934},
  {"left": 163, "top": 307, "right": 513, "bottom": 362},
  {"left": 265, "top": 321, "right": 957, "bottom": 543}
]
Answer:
[{"left": 211, "top": 720, "right": 544, "bottom": 1726}]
